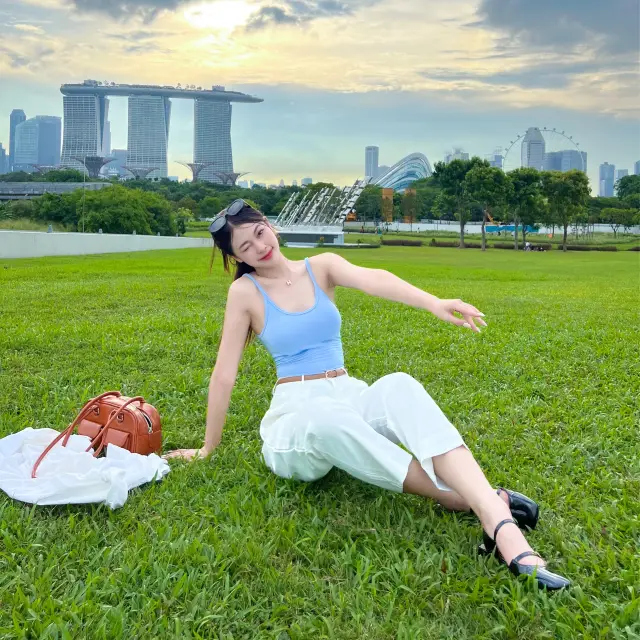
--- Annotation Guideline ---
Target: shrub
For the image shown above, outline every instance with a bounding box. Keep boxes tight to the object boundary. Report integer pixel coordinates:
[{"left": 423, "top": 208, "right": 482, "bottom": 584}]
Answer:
[
  {"left": 628, "top": 245, "right": 640, "bottom": 251},
  {"left": 429, "top": 239, "right": 458, "bottom": 248},
  {"left": 564, "top": 245, "right": 618, "bottom": 252},
  {"left": 382, "top": 239, "right": 422, "bottom": 246},
  {"left": 492, "top": 242, "right": 552, "bottom": 250},
  {"left": 428, "top": 239, "right": 482, "bottom": 248}
]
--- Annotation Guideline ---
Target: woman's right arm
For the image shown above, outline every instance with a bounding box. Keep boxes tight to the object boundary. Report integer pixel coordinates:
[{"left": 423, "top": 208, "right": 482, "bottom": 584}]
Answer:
[{"left": 163, "top": 280, "right": 251, "bottom": 461}]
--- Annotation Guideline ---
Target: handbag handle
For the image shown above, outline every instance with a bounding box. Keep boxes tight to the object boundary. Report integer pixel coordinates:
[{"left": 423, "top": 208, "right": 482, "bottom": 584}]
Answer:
[
  {"left": 88, "top": 396, "right": 145, "bottom": 457},
  {"left": 31, "top": 391, "right": 122, "bottom": 478}
]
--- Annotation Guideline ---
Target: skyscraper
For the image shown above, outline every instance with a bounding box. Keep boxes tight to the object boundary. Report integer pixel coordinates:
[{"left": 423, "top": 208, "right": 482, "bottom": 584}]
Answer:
[
  {"left": 194, "top": 100, "right": 232, "bottom": 183},
  {"left": 127, "top": 95, "right": 170, "bottom": 179},
  {"left": 9, "top": 109, "right": 26, "bottom": 172},
  {"left": 615, "top": 169, "right": 628, "bottom": 181},
  {"left": 365, "top": 146, "right": 379, "bottom": 179},
  {"left": 445, "top": 148, "right": 469, "bottom": 164},
  {"left": 60, "top": 95, "right": 109, "bottom": 170},
  {"left": 488, "top": 150, "right": 504, "bottom": 169},
  {"left": 60, "top": 81, "right": 261, "bottom": 183},
  {"left": 301, "top": 177, "right": 313, "bottom": 186},
  {"left": 103, "top": 120, "right": 111, "bottom": 156},
  {"left": 634, "top": 160, "right": 640, "bottom": 175},
  {"left": 521, "top": 128, "right": 545, "bottom": 170},
  {"left": 292, "top": 179, "right": 298, "bottom": 187},
  {"left": 14, "top": 116, "right": 62, "bottom": 171},
  {"left": 0, "top": 143, "right": 7, "bottom": 174},
  {"left": 599, "top": 162, "right": 615, "bottom": 197},
  {"left": 543, "top": 150, "right": 587, "bottom": 173}
]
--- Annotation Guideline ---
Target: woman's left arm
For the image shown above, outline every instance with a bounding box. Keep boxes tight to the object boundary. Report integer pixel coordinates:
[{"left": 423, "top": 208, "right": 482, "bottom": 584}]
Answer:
[{"left": 321, "top": 253, "right": 487, "bottom": 333}]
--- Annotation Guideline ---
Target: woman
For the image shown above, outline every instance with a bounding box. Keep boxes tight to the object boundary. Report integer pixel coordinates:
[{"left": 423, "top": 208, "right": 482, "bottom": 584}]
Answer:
[{"left": 165, "top": 200, "right": 570, "bottom": 591}]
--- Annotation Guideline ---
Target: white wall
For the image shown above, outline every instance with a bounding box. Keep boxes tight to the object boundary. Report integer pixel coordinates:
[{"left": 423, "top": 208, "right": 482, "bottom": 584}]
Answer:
[
  {"left": 0, "top": 230, "right": 212, "bottom": 259},
  {"left": 344, "top": 221, "right": 640, "bottom": 235}
]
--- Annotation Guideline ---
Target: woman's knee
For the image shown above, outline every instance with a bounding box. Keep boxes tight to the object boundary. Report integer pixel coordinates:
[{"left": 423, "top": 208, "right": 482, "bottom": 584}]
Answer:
[{"left": 375, "top": 372, "right": 424, "bottom": 396}]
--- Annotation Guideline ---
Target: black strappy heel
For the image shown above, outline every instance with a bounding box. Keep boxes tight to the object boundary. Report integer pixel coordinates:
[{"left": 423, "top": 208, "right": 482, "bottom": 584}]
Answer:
[
  {"left": 497, "top": 487, "right": 540, "bottom": 530},
  {"left": 479, "top": 518, "right": 571, "bottom": 591}
]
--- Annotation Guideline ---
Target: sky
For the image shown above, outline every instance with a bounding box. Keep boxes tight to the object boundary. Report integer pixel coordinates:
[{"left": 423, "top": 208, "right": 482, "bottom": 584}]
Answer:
[{"left": 1, "top": 0, "right": 639, "bottom": 188}]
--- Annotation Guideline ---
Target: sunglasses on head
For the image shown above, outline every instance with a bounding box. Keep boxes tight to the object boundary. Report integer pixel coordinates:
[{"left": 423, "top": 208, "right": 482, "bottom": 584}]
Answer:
[{"left": 208, "top": 199, "right": 247, "bottom": 234}]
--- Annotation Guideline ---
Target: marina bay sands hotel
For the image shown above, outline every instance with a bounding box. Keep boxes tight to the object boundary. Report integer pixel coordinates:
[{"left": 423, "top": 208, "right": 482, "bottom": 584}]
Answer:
[{"left": 60, "top": 80, "right": 263, "bottom": 180}]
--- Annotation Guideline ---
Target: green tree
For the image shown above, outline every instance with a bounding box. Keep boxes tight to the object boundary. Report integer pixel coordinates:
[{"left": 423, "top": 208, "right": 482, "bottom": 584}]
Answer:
[
  {"left": 402, "top": 190, "right": 418, "bottom": 231},
  {"left": 615, "top": 174, "right": 640, "bottom": 199},
  {"left": 508, "top": 167, "right": 543, "bottom": 249},
  {"left": 412, "top": 176, "right": 441, "bottom": 220},
  {"left": 304, "top": 182, "right": 336, "bottom": 194},
  {"left": 432, "top": 192, "right": 456, "bottom": 226},
  {"left": 32, "top": 192, "right": 81, "bottom": 227},
  {"left": 622, "top": 193, "right": 640, "bottom": 213},
  {"left": 543, "top": 170, "right": 590, "bottom": 250},
  {"left": 355, "top": 185, "right": 382, "bottom": 223},
  {"left": 140, "top": 189, "right": 177, "bottom": 236},
  {"left": 601, "top": 207, "right": 636, "bottom": 237},
  {"left": 2, "top": 199, "right": 37, "bottom": 220},
  {"left": 177, "top": 196, "right": 198, "bottom": 215},
  {"left": 432, "top": 157, "right": 488, "bottom": 247},
  {"left": 392, "top": 192, "right": 403, "bottom": 222},
  {"left": 464, "top": 165, "right": 511, "bottom": 251},
  {"left": 197, "top": 196, "right": 224, "bottom": 219},
  {"left": 175, "top": 207, "right": 192, "bottom": 236},
  {"left": 0, "top": 171, "right": 36, "bottom": 182},
  {"left": 43, "top": 168, "right": 86, "bottom": 182}
]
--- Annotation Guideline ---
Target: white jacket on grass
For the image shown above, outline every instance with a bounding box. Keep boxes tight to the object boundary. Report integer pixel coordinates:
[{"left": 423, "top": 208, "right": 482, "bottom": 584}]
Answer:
[{"left": 0, "top": 428, "right": 170, "bottom": 509}]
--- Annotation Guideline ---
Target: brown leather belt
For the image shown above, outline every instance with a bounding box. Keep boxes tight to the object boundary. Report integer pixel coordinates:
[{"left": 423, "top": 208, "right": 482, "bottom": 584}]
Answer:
[{"left": 275, "top": 368, "right": 347, "bottom": 386}]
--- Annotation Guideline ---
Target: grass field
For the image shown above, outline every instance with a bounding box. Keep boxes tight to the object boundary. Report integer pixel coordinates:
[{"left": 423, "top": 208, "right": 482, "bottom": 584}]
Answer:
[{"left": 1, "top": 247, "right": 638, "bottom": 639}]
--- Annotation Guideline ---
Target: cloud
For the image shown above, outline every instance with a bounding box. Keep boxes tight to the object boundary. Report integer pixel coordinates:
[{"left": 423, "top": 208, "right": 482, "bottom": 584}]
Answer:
[
  {"left": 472, "top": 0, "right": 640, "bottom": 55},
  {"left": 103, "top": 28, "right": 176, "bottom": 42},
  {"left": 69, "top": 0, "right": 188, "bottom": 22},
  {"left": 13, "top": 23, "right": 46, "bottom": 34},
  {"left": 0, "top": 44, "right": 56, "bottom": 69},
  {"left": 66, "top": 0, "right": 378, "bottom": 25},
  {"left": 245, "top": 0, "right": 376, "bottom": 30},
  {"left": 423, "top": 60, "right": 635, "bottom": 91}
]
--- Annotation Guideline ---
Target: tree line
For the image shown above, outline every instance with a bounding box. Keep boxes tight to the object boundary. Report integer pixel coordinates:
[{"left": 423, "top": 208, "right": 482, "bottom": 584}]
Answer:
[
  {"left": 0, "top": 177, "right": 305, "bottom": 235},
  {"left": 357, "top": 164, "right": 640, "bottom": 251},
  {"left": 1, "top": 166, "right": 638, "bottom": 245}
]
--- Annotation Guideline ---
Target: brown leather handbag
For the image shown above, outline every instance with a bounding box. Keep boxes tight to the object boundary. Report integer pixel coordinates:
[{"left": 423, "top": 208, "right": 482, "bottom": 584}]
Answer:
[{"left": 32, "top": 391, "right": 162, "bottom": 478}]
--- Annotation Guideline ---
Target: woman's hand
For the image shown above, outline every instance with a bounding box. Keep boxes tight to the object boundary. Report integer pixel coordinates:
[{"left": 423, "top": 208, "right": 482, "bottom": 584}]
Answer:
[
  {"left": 162, "top": 446, "right": 212, "bottom": 462},
  {"left": 431, "top": 298, "right": 487, "bottom": 333}
]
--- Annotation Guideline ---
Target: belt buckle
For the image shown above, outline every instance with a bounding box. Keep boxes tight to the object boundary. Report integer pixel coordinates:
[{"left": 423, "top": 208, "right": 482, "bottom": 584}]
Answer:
[{"left": 325, "top": 369, "right": 338, "bottom": 379}]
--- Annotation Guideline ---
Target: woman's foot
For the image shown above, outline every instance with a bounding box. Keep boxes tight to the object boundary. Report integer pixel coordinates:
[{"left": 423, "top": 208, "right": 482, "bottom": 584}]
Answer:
[
  {"left": 479, "top": 518, "right": 570, "bottom": 591},
  {"left": 497, "top": 487, "right": 539, "bottom": 530}
]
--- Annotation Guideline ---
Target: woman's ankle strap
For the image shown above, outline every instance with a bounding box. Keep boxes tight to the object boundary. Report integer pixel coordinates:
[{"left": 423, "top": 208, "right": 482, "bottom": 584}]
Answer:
[{"left": 494, "top": 518, "right": 517, "bottom": 541}]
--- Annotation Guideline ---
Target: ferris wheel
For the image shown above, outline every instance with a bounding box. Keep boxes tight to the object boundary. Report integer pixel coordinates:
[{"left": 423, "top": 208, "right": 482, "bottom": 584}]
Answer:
[{"left": 502, "top": 127, "right": 586, "bottom": 174}]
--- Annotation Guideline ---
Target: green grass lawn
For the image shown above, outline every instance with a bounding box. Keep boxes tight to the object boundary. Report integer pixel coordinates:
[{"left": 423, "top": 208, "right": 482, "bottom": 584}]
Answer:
[{"left": 1, "top": 247, "right": 638, "bottom": 639}]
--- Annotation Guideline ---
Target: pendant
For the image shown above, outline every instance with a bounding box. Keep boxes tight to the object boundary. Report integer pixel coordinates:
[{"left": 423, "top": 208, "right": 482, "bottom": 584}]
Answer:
[{"left": 286, "top": 280, "right": 292, "bottom": 286}]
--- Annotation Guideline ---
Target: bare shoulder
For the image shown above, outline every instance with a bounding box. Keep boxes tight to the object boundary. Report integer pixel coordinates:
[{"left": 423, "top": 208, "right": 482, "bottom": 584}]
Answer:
[
  {"left": 227, "top": 276, "right": 257, "bottom": 311},
  {"left": 309, "top": 252, "right": 351, "bottom": 271},
  {"left": 308, "top": 252, "right": 346, "bottom": 288}
]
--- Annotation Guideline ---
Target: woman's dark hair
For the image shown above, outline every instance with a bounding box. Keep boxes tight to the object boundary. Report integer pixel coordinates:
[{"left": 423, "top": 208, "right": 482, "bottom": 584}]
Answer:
[{"left": 210, "top": 204, "right": 271, "bottom": 344}]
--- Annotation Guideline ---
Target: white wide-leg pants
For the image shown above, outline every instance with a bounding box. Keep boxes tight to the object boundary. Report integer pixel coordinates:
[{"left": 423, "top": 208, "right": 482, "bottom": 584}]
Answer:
[{"left": 260, "top": 372, "right": 466, "bottom": 493}]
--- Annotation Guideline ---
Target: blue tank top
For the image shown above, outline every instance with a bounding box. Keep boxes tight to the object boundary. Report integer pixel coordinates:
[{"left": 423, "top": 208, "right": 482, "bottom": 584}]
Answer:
[{"left": 243, "top": 258, "right": 345, "bottom": 378}]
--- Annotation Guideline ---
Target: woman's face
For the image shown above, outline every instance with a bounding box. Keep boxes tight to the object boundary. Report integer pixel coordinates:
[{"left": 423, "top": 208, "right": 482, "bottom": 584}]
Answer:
[{"left": 230, "top": 222, "right": 281, "bottom": 267}]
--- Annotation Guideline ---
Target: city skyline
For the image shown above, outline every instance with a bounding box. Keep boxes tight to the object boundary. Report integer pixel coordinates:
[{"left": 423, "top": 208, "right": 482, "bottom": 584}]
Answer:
[{"left": 1, "top": 0, "right": 638, "bottom": 188}]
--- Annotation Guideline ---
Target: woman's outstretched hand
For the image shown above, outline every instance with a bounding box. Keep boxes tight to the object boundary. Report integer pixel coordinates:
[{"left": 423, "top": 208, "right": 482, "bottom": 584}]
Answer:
[
  {"left": 162, "top": 447, "right": 212, "bottom": 462},
  {"left": 431, "top": 298, "right": 488, "bottom": 333}
]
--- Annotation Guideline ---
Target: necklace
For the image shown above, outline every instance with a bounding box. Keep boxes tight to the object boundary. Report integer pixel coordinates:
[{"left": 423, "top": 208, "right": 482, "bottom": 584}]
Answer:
[{"left": 286, "top": 279, "right": 292, "bottom": 286}]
